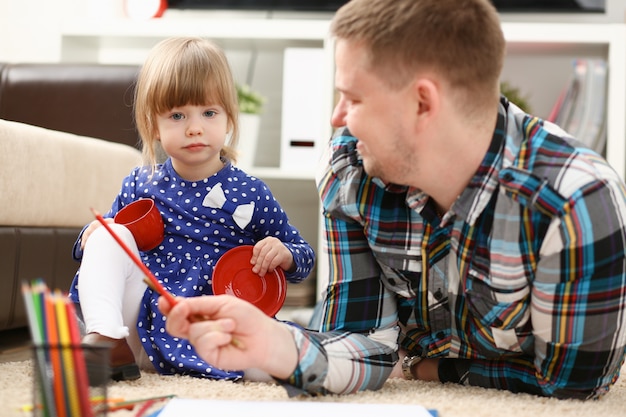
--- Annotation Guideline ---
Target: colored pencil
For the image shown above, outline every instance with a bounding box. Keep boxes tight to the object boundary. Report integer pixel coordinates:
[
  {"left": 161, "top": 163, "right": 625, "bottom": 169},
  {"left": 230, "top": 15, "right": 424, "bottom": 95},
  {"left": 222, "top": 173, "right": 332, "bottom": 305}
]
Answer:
[
  {"left": 54, "top": 291, "right": 80, "bottom": 417},
  {"left": 90, "top": 207, "right": 177, "bottom": 306},
  {"left": 93, "top": 208, "right": 245, "bottom": 350},
  {"left": 21, "top": 281, "right": 54, "bottom": 417},
  {"left": 44, "top": 289, "right": 68, "bottom": 417},
  {"left": 22, "top": 280, "right": 105, "bottom": 416},
  {"left": 65, "top": 300, "right": 94, "bottom": 417}
]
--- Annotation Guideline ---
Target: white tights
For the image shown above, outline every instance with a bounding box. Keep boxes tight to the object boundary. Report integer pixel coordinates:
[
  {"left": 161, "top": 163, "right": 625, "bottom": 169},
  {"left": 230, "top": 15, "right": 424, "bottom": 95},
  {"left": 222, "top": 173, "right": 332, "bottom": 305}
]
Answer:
[{"left": 77, "top": 223, "right": 149, "bottom": 367}]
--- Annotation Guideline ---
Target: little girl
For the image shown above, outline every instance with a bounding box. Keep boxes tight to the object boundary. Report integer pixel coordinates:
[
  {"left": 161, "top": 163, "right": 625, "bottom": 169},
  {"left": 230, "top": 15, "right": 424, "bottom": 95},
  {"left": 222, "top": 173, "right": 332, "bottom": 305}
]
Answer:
[{"left": 68, "top": 37, "right": 315, "bottom": 382}]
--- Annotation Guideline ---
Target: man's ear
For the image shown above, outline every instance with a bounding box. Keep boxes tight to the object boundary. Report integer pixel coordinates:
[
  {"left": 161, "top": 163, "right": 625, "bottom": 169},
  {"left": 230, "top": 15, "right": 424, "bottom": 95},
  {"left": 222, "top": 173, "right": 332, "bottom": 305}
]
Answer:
[{"left": 413, "top": 77, "right": 439, "bottom": 118}]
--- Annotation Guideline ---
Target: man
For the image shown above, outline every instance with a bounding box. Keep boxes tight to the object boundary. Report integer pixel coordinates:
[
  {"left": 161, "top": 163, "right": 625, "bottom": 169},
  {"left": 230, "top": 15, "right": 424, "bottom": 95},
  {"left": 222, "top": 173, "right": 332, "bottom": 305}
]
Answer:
[{"left": 160, "top": 0, "right": 626, "bottom": 399}]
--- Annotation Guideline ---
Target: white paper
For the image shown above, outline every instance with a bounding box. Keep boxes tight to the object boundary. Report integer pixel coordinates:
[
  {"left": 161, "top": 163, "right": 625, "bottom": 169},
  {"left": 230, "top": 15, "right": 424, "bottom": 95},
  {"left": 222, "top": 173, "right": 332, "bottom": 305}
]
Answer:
[{"left": 158, "top": 398, "right": 435, "bottom": 417}]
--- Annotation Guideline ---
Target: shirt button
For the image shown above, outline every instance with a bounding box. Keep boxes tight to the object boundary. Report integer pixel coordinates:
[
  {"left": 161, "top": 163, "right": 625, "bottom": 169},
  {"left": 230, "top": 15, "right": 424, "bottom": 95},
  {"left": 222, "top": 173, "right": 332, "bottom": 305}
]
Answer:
[{"left": 501, "top": 172, "right": 514, "bottom": 182}]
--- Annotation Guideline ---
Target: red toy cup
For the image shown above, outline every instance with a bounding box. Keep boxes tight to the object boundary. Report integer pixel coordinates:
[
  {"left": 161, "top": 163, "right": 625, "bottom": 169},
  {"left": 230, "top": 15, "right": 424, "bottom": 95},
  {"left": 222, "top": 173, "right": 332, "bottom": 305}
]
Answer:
[
  {"left": 212, "top": 245, "right": 287, "bottom": 317},
  {"left": 114, "top": 198, "right": 164, "bottom": 251}
]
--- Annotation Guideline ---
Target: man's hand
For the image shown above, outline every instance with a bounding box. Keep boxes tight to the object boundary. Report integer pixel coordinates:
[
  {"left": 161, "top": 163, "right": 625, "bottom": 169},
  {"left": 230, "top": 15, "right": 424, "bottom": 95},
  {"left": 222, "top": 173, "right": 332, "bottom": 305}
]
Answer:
[{"left": 158, "top": 294, "right": 298, "bottom": 379}]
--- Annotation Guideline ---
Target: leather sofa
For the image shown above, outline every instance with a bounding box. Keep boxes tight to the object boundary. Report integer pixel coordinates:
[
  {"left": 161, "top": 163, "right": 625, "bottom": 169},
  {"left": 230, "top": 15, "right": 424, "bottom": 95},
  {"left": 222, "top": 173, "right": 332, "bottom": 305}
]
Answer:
[{"left": 0, "top": 63, "right": 143, "bottom": 331}]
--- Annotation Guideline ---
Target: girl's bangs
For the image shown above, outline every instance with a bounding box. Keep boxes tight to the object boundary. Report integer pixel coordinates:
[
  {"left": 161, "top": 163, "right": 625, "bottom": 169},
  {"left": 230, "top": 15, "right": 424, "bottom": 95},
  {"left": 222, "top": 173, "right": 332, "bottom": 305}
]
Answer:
[{"left": 153, "top": 67, "right": 224, "bottom": 113}]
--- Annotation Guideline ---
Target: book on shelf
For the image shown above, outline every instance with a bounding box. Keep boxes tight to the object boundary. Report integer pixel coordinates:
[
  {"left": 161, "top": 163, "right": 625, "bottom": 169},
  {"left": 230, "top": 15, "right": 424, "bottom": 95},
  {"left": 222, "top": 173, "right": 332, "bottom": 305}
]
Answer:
[
  {"left": 548, "top": 58, "right": 608, "bottom": 154},
  {"left": 584, "top": 59, "right": 608, "bottom": 154}
]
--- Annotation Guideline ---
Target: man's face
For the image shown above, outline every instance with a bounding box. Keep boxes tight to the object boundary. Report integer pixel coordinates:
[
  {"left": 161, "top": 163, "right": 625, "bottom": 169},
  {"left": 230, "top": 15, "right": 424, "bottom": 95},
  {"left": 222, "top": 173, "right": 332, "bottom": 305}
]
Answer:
[{"left": 331, "top": 39, "right": 419, "bottom": 184}]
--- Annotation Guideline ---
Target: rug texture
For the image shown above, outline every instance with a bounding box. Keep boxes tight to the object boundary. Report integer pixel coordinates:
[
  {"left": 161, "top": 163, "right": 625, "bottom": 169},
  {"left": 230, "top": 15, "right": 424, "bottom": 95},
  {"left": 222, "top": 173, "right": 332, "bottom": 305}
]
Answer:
[{"left": 1, "top": 360, "right": 625, "bottom": 417}]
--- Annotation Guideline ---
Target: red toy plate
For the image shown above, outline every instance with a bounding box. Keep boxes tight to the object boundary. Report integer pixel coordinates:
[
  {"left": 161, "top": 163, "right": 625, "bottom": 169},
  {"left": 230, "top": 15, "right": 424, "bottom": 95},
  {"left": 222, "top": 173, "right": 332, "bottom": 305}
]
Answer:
[{"left": 212, "top": 245, "right": 286, "bottom": 317}]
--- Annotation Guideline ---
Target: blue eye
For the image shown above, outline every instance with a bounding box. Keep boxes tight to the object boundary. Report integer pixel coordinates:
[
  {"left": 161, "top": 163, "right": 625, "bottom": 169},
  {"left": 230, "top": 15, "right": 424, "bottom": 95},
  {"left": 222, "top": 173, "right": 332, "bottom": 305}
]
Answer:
[
  {"left": 204, "top": 110, "right": 217, "bottom": 118},
  {"left": 171, "top": 113, "right": 183, "bottom": 121}
]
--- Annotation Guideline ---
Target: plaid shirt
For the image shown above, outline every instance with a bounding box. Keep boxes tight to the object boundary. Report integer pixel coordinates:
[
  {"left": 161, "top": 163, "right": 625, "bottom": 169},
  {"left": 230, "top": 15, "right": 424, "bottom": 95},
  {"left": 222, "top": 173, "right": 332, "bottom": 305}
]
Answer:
[{"left": 283, "top": 98, "right": 626, "bottom": 399}]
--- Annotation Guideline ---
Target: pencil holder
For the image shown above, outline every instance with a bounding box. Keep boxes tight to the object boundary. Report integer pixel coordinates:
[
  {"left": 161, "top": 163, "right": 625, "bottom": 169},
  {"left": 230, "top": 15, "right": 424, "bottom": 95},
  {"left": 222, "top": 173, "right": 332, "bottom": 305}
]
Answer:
[{"left": 32, "top": 343, "right": 109, "bottom": 417}]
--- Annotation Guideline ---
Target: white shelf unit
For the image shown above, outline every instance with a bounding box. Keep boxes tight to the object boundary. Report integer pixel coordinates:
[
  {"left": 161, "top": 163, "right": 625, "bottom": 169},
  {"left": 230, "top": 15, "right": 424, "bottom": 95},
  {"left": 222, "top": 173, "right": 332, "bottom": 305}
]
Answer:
[{"left": 59, "top": 18, "right": 626, "bottom": 305}]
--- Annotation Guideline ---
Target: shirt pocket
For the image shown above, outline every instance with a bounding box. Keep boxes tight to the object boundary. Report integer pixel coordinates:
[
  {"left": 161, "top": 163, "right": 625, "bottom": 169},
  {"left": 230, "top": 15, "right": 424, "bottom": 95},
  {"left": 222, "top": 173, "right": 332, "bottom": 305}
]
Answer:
[
  {"left": 464, "top": 268, "right": 531, "bottom": 353},
  {"left": 374, "top": 249, "right": 422, "bottom": 298}
]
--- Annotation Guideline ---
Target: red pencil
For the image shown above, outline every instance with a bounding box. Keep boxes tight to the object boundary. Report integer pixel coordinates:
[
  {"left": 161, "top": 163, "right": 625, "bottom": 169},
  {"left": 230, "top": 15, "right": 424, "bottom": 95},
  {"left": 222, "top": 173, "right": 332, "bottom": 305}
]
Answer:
[
  {"left": 90, "top": 207, "right": 244, "bottom": 349},
  {"left": 89, "top": 208, "right": 177, "bottom": 306}
]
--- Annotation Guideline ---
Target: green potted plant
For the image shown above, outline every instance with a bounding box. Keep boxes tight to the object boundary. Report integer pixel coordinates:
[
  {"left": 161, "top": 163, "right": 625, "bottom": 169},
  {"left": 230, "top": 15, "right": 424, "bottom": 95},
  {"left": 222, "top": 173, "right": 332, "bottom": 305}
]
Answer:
[
  {"left": 237, "top": 83, "right": 265, "bottom": 115},
  {"left": 235, "top": 83, "right": 266, "bottom": 169},
  {"left": 500, "top": 81, "right": 532, "bottom": 113}
]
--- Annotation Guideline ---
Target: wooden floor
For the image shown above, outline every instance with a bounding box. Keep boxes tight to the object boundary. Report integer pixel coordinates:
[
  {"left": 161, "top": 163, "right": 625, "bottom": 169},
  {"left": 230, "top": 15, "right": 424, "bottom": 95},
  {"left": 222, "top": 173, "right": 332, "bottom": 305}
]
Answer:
[{"left": 0, "top": 327, "right": 32, "bottom": 363}]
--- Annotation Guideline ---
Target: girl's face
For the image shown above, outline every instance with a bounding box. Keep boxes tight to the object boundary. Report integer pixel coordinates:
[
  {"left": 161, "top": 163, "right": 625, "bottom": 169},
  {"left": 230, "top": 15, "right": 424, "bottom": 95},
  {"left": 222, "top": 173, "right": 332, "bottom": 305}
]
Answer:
[{"left": 156, "top": 103, "right": 229, "bottom": 181}]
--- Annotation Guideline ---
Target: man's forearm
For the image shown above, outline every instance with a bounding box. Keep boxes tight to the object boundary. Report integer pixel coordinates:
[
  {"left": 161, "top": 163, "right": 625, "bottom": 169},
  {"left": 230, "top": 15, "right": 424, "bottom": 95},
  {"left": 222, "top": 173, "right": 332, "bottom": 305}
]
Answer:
[{"left": 280, "top": 324, "right": 399, "bottom": 394}]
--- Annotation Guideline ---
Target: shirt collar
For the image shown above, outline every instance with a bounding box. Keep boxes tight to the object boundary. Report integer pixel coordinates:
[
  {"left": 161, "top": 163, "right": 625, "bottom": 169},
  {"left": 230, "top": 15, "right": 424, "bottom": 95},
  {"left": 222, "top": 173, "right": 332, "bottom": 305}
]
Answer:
[
  {"left": 397, "top": 99, "right": 507, "bottom": 226},
  {"left": 451, "top": 98, "right": 507, "bottom": 225}
]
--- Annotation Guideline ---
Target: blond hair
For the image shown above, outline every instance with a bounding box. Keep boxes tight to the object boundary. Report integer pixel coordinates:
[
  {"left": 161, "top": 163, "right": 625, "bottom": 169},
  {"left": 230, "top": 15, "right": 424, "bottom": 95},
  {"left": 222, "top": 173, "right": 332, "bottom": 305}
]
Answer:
[
  {"left": 331, "top": 0, "right": 505, "bottom": 111},
  {"left": 134, "top": 37, "right": 239, "bottom": 170}
]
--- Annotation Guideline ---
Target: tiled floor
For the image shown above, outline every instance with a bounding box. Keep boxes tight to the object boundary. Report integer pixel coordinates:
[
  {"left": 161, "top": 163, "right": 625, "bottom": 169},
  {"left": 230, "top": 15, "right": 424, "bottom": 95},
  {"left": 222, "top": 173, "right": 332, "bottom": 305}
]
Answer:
[{"left": 0, "top": 327, "right": 32, "bottom": 363}]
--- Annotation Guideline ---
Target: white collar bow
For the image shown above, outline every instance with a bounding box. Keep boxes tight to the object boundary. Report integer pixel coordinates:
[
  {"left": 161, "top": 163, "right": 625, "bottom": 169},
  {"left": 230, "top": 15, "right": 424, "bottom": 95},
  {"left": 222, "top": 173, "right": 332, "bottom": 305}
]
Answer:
[{"left": 202, "top": 182, "right": 254, "bottom": 229}]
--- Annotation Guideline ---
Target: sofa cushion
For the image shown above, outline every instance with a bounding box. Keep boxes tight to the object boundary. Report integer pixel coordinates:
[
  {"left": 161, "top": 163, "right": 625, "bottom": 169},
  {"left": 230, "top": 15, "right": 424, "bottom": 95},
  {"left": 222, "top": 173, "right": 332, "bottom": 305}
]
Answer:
[
  {"left": 0, "top": 119, "right": 142, "bottom": 227},
  {"left": 0, "top": 63, "right": 140, "bottom": 148}
]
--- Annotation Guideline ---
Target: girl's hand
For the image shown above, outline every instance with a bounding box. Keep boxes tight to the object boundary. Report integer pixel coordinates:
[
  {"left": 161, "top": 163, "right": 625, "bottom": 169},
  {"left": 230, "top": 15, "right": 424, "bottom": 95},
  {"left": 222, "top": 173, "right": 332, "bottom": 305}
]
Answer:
[
  {"left": 158, "top": 294, "right": 298, "bottom": 379},
  {"left": 80, "top": 218, "right": 114, "bottom": 250},
  {"left": 250, "top": 237, "right": 295, "bottom": 276}
]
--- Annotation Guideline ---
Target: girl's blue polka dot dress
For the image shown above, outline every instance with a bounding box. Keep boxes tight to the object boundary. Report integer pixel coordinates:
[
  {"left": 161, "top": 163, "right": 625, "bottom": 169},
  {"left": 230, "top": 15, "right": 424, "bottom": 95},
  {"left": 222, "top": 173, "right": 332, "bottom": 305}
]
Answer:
[{"left": 69, "top": 158, "right": 315, "bottom": 380}]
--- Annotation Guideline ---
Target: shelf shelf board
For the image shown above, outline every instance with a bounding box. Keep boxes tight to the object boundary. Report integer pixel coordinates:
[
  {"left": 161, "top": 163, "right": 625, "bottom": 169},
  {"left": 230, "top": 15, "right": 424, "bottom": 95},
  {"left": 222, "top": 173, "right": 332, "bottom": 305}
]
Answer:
[
  {"left": 61, "top": 17, "right": 331, "bottom": 41},
  {"left": 62, "top": 20, "right": 622, "bottom": 45},
  {"left": 502, "top": 22, "right": 625, "bottom": 44}
]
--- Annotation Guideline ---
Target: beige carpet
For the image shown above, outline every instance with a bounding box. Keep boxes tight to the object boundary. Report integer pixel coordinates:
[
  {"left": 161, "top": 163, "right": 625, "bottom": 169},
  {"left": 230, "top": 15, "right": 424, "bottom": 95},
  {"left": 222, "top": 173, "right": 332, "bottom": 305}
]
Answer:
[{"left": 1, "top": 359, "right": 625, "bottom": 417}]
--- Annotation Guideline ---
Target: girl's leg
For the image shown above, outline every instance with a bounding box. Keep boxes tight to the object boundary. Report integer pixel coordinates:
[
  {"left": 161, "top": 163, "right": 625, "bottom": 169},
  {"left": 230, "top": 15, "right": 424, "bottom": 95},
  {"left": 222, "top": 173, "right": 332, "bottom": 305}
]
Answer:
[{"left": 78, "top": 224, "right": 147, "bottom": 380}]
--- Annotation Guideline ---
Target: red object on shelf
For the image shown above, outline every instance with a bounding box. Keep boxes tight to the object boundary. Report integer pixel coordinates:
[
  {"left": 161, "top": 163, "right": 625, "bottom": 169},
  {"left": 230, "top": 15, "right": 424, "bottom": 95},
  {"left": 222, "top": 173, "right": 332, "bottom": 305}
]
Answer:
[
  {"left": 154, "top": 0, "right": 168, "bottom": 18},
  {"left": 125, "top": 0, "right": 168, "bottom": 20}
]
